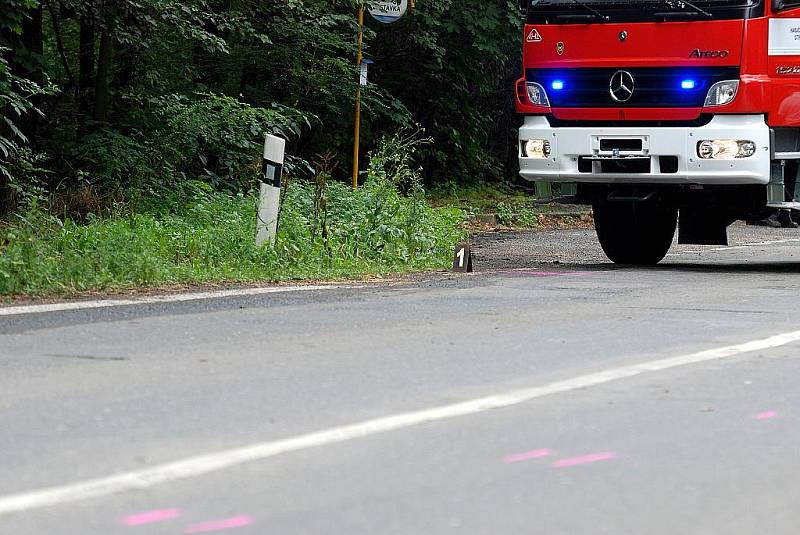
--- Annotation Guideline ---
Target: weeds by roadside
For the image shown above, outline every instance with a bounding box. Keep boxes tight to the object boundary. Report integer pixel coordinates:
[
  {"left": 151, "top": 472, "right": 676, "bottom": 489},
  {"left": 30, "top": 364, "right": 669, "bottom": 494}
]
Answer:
[
  {"left": 429, "top": 183, "right": 591, "bottom": 230},
  {"left": 0, "top": 133, "right": 465, "bottom": 296}
]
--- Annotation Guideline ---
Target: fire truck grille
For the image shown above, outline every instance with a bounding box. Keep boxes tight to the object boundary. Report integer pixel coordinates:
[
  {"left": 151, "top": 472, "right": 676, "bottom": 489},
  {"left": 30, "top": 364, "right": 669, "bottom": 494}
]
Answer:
[{"left": 526, "top": 67, "right": 740, "bottom": 108}]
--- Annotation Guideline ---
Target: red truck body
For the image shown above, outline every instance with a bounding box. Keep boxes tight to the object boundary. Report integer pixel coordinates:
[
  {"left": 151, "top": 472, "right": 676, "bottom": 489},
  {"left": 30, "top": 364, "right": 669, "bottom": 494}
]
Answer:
[{"left": 517, "top": 15, "right": 800, "bottom": 124}]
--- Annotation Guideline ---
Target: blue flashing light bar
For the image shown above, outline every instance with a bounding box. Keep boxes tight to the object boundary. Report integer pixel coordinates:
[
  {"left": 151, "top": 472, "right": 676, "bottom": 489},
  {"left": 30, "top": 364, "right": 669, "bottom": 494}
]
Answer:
[
  {"left": 551, "top": 80, "right": 565, "bottom": 90},
  {"left": 681, "top": 79, "right": 696, "bottom": 90}
]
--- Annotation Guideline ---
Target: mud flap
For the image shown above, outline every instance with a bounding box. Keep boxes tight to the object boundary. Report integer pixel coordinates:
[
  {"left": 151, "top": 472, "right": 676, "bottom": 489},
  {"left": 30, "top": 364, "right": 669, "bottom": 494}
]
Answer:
[{"left": 678, "top": 208, "right": 729, "bottom": 246}]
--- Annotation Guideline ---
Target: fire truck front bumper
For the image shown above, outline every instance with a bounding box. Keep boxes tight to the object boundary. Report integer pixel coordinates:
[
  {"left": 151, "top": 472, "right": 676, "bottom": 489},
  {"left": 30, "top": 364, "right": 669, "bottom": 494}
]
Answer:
[{"left": 518, "top": 114, "right": 770, "bottom": 185}]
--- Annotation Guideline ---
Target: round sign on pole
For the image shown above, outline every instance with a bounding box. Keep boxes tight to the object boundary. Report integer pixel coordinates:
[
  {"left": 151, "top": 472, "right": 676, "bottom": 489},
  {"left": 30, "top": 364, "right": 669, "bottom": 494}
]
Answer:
[{"left": 368, "top": 0, "right": 408, "bottom": 24}]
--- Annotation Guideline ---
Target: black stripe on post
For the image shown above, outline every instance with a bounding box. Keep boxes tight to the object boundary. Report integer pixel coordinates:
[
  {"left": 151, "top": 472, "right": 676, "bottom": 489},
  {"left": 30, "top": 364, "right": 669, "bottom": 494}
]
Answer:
[{"left": 262, "top": 159, "right": 283, "bottom": 188}]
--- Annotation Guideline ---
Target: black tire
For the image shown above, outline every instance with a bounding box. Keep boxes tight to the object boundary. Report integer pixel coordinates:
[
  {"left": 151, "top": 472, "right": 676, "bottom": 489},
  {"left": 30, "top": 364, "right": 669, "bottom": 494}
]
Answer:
[{"left": 592, "top": 200, "right": 677, "bottom": 265}]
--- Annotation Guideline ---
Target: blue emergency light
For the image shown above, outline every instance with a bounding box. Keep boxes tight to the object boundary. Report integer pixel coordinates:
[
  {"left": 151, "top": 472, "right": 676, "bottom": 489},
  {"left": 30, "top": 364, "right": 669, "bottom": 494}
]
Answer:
[
  {"left": 681, "top": 79, "right": 696, "bottom": 90},
  {"left": 551, "top": 80, "right": 565, "bottom": 90}
]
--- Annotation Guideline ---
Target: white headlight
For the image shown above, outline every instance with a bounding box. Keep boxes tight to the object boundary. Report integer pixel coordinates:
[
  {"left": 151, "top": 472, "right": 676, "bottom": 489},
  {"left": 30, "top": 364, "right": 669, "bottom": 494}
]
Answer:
[
  {"left": 704, "top": 80, "right": 739, "bottom": 107},
  {"left": 526, "top": 82, "right": 550, "bottom": 107},
  {"left": 697, "top": 139, "right": 756, "bottom": 159},
  {"left": 522, "top": 139, "right": 551, "bottom": 159}
]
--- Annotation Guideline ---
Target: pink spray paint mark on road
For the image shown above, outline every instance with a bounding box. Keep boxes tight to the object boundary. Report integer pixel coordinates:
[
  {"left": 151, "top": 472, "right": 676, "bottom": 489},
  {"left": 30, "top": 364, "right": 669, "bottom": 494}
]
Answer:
[
  {"left": 503, "top": 448, "right": 553, "bottom": 463},
  {"left": 121, "top": 509, "right": 181, "bottom": 526},
  {"left": 184, "top": 516, "right": 253, "bottom": 533},
  {"left": 552, "top": 452, "right": 615, "bottom": 468},
  {"left": 513, "top": 271, "right": 594, "bottom": 278},
  {"left": 755, "top": 411, "right": 779, "bottom": 420}
]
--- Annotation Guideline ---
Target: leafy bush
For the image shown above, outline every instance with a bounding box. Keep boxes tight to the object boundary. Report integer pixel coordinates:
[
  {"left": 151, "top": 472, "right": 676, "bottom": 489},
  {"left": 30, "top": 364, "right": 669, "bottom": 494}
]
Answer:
[
  {"left": 0, "top": 44, "right": 53, "bottom": 210},
  {"left": 148, "top": 93, "right": 311, "bottom": 192},
  {"left": 1, "top": 146, "right": 49, "bottom": 207},
  {"left": 63, "top": 94, "right": 312, "bottom": 208}
]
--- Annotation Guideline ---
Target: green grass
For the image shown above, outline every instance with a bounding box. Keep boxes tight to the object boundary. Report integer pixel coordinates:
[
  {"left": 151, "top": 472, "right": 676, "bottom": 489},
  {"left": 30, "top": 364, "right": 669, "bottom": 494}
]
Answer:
[
  {"left": 0, "top": 179, "right": 465, "bottom": 296},
  {"left": 429, "top": 183, "right": 544, "bottom": 228}
]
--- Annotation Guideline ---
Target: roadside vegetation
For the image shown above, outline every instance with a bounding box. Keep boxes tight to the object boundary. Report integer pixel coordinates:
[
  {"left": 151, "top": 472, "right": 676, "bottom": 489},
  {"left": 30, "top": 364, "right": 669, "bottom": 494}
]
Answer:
[
  {"left": 0, "top": 1, "right": 522, "bottom": 296},
  {"left": 0, "top": 133, "right": 464, "bottom": 295},
  {"left": 430, "top": 184, "right": 592, "bottom": 229}
]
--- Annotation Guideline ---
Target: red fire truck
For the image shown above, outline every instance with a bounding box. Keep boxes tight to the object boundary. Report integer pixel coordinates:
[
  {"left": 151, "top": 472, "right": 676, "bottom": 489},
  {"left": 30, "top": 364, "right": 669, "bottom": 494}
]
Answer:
[{"left": 516, "top": 0, "right": 800, "bottom": 263}]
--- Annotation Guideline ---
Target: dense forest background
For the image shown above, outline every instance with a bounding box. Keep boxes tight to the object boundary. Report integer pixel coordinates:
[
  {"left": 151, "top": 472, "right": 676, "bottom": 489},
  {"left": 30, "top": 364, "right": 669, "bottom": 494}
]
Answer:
[{"left": 0, "top": 0, "right": 523, "bottom": 218}]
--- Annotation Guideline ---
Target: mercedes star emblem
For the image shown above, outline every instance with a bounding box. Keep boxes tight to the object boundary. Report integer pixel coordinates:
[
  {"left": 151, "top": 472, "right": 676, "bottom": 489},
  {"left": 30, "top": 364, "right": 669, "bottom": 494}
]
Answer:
[{"left": 609, "top": 70, "right": 635, "bottom": 103}]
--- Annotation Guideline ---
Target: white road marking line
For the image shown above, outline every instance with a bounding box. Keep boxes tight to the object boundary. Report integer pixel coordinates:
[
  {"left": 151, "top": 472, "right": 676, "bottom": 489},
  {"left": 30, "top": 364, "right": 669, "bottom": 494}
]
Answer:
[
  {"left": 1, "top": 329, "right": 800, "bottom": 516},
  {"left": 0, "top": 285, "right": 353, "bottom": 317},
  {"left": 667, "top": 238, "right": 800, "bottom": 256}
]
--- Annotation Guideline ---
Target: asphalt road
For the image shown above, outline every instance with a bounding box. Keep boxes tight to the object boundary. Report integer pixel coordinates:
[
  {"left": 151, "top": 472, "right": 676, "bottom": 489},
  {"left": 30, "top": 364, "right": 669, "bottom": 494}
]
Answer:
[{"left": 2, "top": 224, "right": 800, "bottom": 534}]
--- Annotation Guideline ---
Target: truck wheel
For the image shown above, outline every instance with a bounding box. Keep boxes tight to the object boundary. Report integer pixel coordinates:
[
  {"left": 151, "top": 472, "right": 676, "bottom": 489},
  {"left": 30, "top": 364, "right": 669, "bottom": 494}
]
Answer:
[{"left": 592, "top": 200, "right": 677, "bottom": 265}]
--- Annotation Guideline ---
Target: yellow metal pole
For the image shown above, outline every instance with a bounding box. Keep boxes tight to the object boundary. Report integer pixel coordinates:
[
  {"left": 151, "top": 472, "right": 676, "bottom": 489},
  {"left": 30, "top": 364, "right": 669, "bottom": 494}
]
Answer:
[{"left": 352, "top": 4, "right": 365, "bottom": 189}]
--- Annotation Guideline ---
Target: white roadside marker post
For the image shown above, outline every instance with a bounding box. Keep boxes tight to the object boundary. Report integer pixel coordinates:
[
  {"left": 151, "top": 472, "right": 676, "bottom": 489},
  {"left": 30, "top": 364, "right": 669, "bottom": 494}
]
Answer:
[{"left": 257, "top": 134, "right": 286, "bottom": 247}]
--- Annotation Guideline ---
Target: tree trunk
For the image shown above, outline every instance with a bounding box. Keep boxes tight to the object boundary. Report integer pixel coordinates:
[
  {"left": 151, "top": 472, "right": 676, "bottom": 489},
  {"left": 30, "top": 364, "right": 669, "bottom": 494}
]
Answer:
[
  {"left": 19, "top": 5, "right": 44, "bottom": 80},
  {"left": 93, "top": 32, "right": 113, "bottom": 123},
  {"left": 78, "top": 16, "right": 96, "bottom": 119},
  {"left": 48, "top": 0, "right": 76, "bottom": 91},
  {"left": 17, "top": 3, "right": 44, "bottom": 146},
  {"left": 78, "top": 18, "right": 95, "bottom": 116}
]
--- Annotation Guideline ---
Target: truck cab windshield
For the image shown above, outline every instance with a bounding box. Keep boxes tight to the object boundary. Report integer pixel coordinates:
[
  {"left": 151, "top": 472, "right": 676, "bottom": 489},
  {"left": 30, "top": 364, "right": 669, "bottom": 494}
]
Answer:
[{"left": 524, "top": 0, "right": 763, "bottom": 23}]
